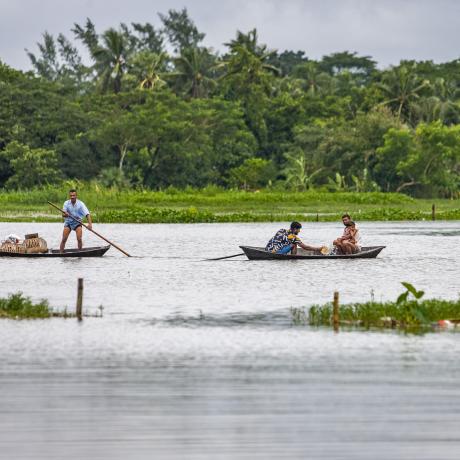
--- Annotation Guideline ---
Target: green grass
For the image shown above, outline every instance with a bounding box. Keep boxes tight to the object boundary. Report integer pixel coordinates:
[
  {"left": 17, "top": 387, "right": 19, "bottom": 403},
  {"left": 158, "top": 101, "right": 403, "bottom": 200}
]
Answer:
[
  {"left": 0, "top": 184, "right": 459, "bottom": 222},
  {"left": 302, "top": 298, "right": 460, "bottom": 330}
]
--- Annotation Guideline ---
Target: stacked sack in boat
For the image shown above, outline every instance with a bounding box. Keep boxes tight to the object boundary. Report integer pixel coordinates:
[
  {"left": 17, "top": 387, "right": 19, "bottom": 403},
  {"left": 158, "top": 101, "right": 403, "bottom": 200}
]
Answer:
[{"left": 23, "top": 233, "right": 48, "bottom": 254}]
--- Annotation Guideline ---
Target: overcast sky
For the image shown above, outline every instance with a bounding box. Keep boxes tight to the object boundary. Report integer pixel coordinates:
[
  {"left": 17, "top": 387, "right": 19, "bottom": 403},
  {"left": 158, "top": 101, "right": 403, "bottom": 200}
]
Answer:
[{"left": 1, "top": 0, "right": 459, "bottom": 71}]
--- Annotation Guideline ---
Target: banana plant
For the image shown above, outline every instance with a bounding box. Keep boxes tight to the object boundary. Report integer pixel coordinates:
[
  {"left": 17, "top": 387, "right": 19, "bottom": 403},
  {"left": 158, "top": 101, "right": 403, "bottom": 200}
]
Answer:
[{"left": 396, "top": 282, "right": 427, "bottom": 326}]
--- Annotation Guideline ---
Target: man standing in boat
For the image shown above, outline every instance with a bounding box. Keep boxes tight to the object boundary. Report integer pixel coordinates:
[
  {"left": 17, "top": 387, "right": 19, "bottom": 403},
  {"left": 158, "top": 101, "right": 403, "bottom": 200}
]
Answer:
[
  {"left": 265, "top": 221, "right": 322, "bottom": 254},
  {"left": 60, "top": 189, "right": 92, "bottom": 252}
]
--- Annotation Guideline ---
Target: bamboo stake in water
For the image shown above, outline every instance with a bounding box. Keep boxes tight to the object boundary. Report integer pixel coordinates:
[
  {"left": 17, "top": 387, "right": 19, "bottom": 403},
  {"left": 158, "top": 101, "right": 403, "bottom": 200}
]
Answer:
[
  {"left": 333, "top": 291, "right": 339, "bottom": 332},
  {"left": 76, "top": 278, "right": 83, "bottom": 321}
]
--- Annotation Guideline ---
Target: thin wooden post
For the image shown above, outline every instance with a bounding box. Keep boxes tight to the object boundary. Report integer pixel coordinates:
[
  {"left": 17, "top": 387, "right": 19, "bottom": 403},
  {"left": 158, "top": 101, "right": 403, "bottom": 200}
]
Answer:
[
  {"left": 76, "top": 278, "right": 83, "bottom": 321},
  {"left": 333, "top": 291, "right": 339, "bottom": 332},
  {"left": 432, "top": 203, "right": 436, "bottom": 221},
  {"left": 316, "top": 213, "right": 319, "bottom": 222}
]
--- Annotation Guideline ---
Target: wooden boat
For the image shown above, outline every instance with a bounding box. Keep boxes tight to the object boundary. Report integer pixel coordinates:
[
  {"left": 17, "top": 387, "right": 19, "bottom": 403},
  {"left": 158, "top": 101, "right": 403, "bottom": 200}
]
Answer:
[
  {"left": 0, "top": 245, "right": 111, "bottom": 258},
  {"left": 239, "top": 245, "right": 386, "bottom": 260}
]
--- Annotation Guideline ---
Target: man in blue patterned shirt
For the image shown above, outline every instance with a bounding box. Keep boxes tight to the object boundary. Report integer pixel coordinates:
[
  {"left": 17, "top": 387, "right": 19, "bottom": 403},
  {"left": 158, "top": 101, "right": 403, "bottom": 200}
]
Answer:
[
  {"left": 265, "top": 222, "right": 322, "bottom": 254},
  {"left": 60, "top": 189, "right": 93, "bottom": 252}
]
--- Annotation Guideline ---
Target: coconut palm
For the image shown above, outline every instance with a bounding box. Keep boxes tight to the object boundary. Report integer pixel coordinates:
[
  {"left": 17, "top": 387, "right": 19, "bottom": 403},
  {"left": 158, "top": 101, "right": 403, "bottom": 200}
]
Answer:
[
  {"left": 127, "top": 51, "right": 168, "bottom": 91},
  {"left": 292, "top": 62, "right": 335, "bottom": 96},
  {"left": 172, "top": 47, "right": 216, "bottom": 98},
  {"left": 376, "top": 64, "right": 430, "bottom": 124},
  {"left": 92, "top": 28, "right": 131, "bottom": 93},
  {"left": 220, "top": 29, "right": 280, "bottom": 91},
  {"left": 217, "top": 29, "right": 280, "bottom": 99},
  {"left": 414, "top": 78, "right": 460, "bottom": 125},
  {"left": 431, "top": 78, "right": 460, "bottom": 124}
]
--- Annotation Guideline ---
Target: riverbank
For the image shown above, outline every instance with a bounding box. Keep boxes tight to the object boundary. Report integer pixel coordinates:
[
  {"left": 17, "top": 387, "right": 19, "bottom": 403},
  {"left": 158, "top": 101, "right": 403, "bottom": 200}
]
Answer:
[{"left": 0, "top": 186, "right": 459, "bottom": 222}]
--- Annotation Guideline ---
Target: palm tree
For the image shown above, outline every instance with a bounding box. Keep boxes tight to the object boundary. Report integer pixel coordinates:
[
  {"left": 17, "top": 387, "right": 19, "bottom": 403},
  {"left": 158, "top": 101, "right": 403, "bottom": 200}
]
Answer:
[
  {"left": 431, "top": 78, "right": 460, "bottom": 124},
  {"left": 92, "top": 28, "right": 131, "bottom": 93},
  {"left": 172, "top": 47, "right": 216, "bottom": 98},
  {"left": 218, "top": 29, "right": 280, "bottom": 147},
  {"left": 127, "top": 51, "right": 168, "bottom": 91},
  {"left": 414, "top": 78, "right": 460, "bottom": 125},
  {"left": 376, "top": 64, "right": 430, "bottom": 124},
  {"left": 292, "top": 62, "right": 335, "bottom": 96},
  {"left": 219, "top": 29, "right": 280, "bottom": 92}
]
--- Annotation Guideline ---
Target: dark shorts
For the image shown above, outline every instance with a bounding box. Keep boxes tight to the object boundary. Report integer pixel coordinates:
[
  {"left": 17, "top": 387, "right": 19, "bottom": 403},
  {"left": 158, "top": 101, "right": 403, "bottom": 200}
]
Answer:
[{"left": 64, "top": 221, "right": 82, "bottom": 231}]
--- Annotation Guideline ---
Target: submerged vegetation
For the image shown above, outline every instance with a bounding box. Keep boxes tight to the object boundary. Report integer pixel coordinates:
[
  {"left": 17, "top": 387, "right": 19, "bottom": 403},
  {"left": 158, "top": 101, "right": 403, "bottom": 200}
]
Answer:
[
  {"left": 302, "top": 283, "right": 460, "bottom": 331},
  {"left": 0, "top": 292, "right": 102, "bottom": 319},
  {"left": 0, "top": 293, "right": 58, "bottom": 319}
]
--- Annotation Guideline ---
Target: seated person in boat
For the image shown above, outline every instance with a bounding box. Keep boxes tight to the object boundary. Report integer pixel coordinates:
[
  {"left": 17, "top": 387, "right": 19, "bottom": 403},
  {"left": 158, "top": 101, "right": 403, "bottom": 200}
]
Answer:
[
  {"left": 265, "top": 221, "right": 322, "bottom": 255},
  {"left": 60, "top": 189, "right": 92, "bottom": 252},
  {"left": 333, "top": 214, "right": 360, "bottom": 254}
]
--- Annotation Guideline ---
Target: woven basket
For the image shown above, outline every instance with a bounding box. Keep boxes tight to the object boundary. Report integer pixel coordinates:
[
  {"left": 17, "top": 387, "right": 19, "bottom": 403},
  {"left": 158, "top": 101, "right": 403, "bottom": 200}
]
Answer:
[{"left": 0, "top": 242, "right": 27, "bottom": 254}]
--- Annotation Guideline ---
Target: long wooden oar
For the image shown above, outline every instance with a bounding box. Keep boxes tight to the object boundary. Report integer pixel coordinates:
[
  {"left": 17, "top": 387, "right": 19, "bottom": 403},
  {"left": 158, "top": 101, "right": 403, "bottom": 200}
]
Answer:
[
  {"left": 205, "top": 253, "right": 245, "bottom": 261},
  {"left": 47, "top": 201, "right": 131, "bottom": 257}
]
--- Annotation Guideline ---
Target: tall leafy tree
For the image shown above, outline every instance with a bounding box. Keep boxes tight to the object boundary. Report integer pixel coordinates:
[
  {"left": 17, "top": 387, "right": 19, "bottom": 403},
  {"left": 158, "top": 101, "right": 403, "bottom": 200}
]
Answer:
[
  {"left": 219, "top": 29, "right": 280, "bottom": 148},
  {"left": 159, "top": 8, "right": 205, "bottom": 53},
  {"left": 130, "top": 22, "right": 164, "bottom": 53},
  {"left": 26, "top": 32, "right": 60, "bottom": 81},
  {"left": 0, "top": 141, "right": 61, "bottom": 189},
  {"left": 398, "top": 122, "right": 460, "bottom": 196},
  {"left": 320, "top": 51, "right": 376, "bottom": 82},
  {"left": 267, "top": 50, "right": 309, "bottom": 76}
]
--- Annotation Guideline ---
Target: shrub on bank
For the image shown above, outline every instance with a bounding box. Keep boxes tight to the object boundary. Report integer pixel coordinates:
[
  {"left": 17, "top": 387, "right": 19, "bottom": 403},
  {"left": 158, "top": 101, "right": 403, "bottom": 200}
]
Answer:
[{"left": 0, "top": 293, "right": 52, "bottom": 319}]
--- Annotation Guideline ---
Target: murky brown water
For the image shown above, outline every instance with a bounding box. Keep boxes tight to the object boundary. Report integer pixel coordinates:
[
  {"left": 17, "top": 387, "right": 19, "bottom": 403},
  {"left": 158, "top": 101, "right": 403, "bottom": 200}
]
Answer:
[{"left": 1, "top": 221, "right": 460, "bottom": 459}]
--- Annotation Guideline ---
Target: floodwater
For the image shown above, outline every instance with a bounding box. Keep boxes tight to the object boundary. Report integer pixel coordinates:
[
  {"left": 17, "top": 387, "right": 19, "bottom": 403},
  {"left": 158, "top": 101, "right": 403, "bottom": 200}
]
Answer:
[{"left": 1, "top": 221, "right": 460, "bottom": 459}]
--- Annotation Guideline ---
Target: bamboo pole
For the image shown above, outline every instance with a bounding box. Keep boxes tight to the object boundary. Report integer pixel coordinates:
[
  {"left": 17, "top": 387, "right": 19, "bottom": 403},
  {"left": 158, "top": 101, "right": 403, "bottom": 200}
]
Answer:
[
  {"left": 333, "top": 291, "right": 339, "bottom": 332},
  {"left": 76, "top": 278, "right": 83, "bottom": 321}
]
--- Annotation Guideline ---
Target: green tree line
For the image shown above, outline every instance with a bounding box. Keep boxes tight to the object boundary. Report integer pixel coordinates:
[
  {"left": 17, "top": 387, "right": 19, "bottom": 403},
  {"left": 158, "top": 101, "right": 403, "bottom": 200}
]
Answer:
[{"left": 0, "top": 8, "right": 459, "bottom": 197}]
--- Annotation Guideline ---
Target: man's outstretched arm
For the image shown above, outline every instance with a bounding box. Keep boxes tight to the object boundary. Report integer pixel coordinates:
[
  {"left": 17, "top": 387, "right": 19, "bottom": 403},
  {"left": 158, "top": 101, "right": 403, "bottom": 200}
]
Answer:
[{"left": 299, "top": 242, "right": 321, "bottom": 251}]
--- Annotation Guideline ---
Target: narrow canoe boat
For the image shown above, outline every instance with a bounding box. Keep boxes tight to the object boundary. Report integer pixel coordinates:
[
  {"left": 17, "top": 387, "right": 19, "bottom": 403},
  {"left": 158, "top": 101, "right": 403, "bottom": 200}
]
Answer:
[
  {"left": 239, "top": 245, "right": 385, "bottom": 260},
  {"left": 0, "top": 245, "right": 111, "bottom": 258}
]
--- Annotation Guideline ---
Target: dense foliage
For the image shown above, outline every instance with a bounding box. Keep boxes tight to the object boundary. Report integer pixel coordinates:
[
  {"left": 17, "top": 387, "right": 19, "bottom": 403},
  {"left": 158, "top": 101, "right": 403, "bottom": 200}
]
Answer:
[{"left": 1, "top": 8, "right": 459, "bottom": 197}]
